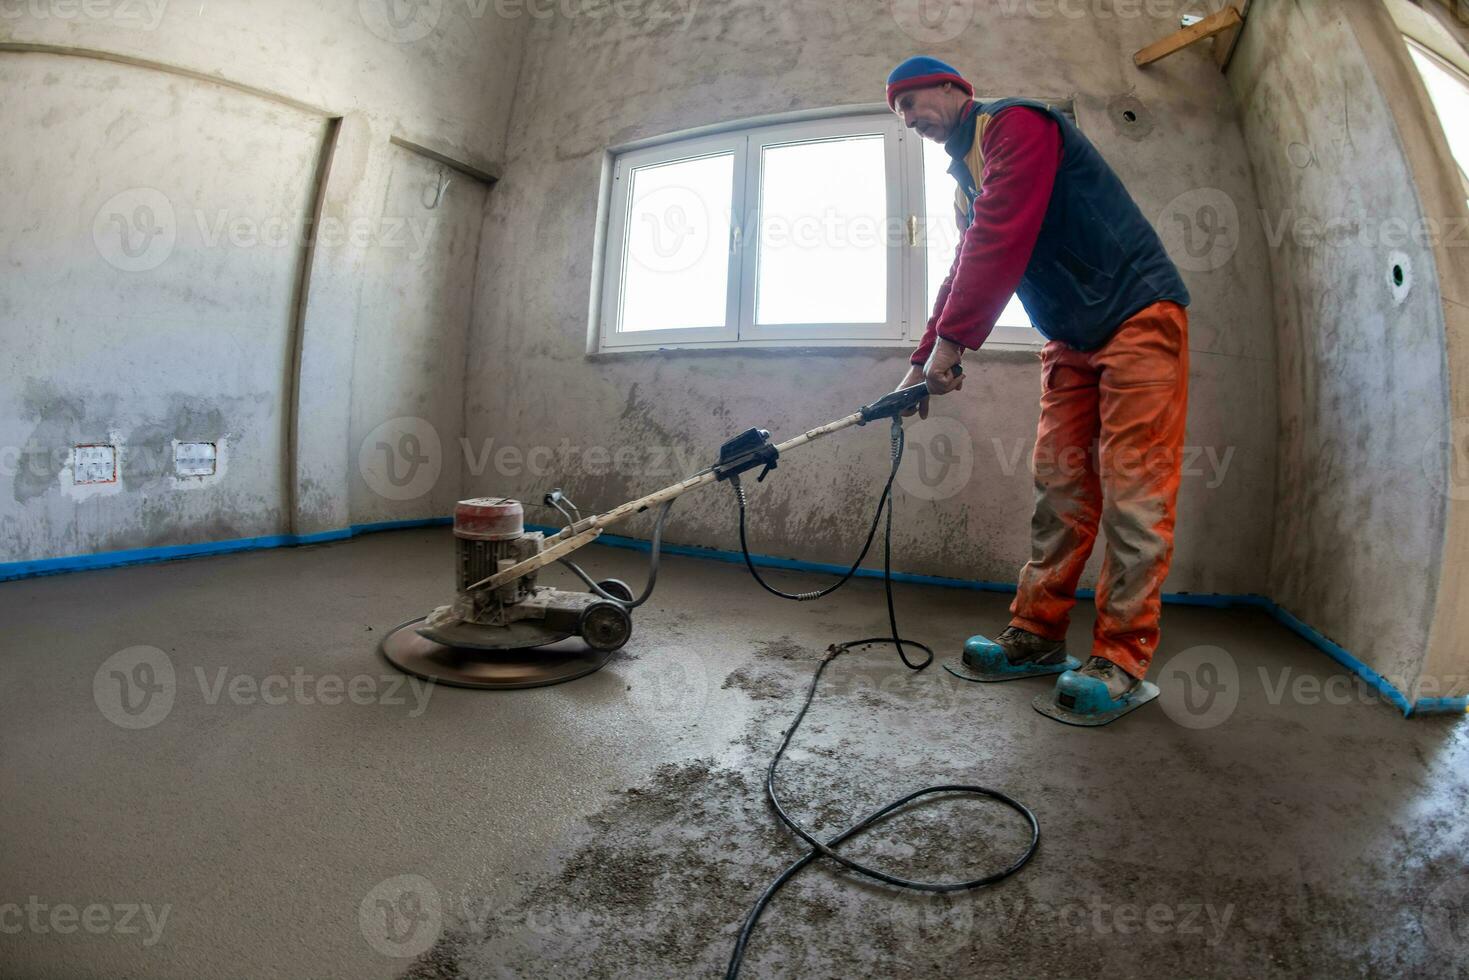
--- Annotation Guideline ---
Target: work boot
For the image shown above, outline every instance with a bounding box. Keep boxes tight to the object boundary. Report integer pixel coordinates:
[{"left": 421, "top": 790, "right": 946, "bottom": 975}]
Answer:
[
  {"left": 993, "top": 625, "right": 1067, "bottom": 667},
  {"left": 1072, "top": 655, "right": 1141, "bottom": 698},
  {"left": 1036, "top": 654, "right": 1160, "bottom": 726}
]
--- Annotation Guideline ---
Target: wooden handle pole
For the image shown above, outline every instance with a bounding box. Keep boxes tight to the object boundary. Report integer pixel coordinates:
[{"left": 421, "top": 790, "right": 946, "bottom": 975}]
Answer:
[{"left": 462, "top": 410, "right": 870, "bottom": 595}]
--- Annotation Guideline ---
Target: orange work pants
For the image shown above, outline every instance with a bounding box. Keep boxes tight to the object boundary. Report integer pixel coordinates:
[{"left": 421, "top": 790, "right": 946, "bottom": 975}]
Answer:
[{"left": 1009, "top": 300, "right": 1189, "bottom": 679}]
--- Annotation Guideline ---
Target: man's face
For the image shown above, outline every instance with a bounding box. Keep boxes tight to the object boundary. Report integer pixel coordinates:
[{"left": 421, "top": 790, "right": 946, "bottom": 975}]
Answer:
[{"left": 893, "top": 84, "right": 959, "bottom": 143}]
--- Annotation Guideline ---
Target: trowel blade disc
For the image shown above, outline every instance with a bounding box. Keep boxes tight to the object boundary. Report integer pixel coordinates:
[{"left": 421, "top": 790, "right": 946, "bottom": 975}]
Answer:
[
  {"left": 379, "top": 617, "right": 611, "bottom": 690},
  {"left": 417, "top": 616, "right": 572, "bottom": 651}
]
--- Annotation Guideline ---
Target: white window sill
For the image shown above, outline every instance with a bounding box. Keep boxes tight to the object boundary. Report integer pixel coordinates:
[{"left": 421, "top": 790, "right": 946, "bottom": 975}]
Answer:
[{"left": 591, "top": 333, "right": 1045, "bottom": 355}]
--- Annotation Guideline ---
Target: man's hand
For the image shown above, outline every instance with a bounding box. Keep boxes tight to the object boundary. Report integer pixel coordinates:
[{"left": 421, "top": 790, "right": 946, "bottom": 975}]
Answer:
[
  {"left": 895, "top": 364, "right": 929, "bottom": 419},
  {"left": 923, "top": 338, "right": 966, "bottom": 396}
]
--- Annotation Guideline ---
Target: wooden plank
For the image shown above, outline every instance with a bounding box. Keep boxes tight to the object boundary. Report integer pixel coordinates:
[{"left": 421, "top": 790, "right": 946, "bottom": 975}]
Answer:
[
  {"left": 389, "top": 135, "right": 500, "bottom": 186},
  {"left": 461, "top": 409, "right": 871, "bottom": 595},
  {"left": 1212, "top": 20, "right": 1242, "bottom": 68},
  {"left": 1134, "top": 5, "right": 1243, "bottom": 67},
  {"left": 1213, "top": 0, "right": 1250, "bottom": 69}
]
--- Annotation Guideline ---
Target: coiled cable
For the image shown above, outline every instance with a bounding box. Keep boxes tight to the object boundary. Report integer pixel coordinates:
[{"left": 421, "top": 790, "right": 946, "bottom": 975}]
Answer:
[{"left": 723, "top": 417, "right": 1041, "bottom": 978}]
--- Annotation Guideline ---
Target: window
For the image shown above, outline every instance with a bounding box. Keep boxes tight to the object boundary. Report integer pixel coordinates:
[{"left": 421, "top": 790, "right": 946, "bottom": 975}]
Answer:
[
  {"left": 918, "top": 138, "right": 1034, "bottom": 332},
  {"left": 597, "top": 111, "right": 1039, "bottom": 352},
  {"left": 1405, "top": 38, "right": 1469, "bottom": 201}
]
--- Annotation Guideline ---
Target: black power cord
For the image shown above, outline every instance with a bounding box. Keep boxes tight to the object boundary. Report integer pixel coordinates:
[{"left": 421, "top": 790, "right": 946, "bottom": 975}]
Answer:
[
  {"left": 559, "top": 498, "right": 676, "bottom": 609},
  {"left": 543, "top": 412, "right": 1040, "bottom": 977},
  {"left": 723, "top": 416, "right": 1040, "bottom": 979}
]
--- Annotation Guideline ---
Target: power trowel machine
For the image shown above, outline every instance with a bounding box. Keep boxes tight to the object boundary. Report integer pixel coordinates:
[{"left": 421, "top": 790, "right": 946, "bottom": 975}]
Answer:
[{"left": 379, "top": 373, "right": 957, "bottom": 690}]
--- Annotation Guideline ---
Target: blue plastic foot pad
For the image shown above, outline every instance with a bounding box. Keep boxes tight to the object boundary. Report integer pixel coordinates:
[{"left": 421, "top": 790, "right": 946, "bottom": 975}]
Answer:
[
  {"left": 1032, "top": 669, "right": 1161, "bottom": 727},
  {"left": 942, "top": 635, "right": 1079, "bottom": 683}
]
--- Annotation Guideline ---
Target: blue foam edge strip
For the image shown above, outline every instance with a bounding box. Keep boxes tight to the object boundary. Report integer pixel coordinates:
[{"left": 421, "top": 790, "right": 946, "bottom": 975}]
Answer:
[
  {"left": 2, "top": 517, "right": 1463, "bottom": 718},
  {"left": 525, "top": 524, "right": 1465, "bottom": 718},
  {"left": 0, "top": 517, "right": 453, "bottom": 583}
]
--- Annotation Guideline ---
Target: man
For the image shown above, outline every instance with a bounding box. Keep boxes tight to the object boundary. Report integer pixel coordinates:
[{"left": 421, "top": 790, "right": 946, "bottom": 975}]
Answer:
[{"left": 887, "top": 55, "right": 1190, "bottom": 724}]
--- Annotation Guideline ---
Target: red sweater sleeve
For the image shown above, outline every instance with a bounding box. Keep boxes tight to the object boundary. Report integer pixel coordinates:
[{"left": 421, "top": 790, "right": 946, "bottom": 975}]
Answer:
[
  {"left": 909, "top": 217, "right": 963, "bottom": 365},
  {"left": 911, "top": 107, "right": 1060, "bottom": 363}
]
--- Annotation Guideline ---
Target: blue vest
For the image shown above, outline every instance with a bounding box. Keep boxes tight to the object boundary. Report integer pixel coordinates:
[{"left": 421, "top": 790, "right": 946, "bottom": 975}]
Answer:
[{"left": 946, "top": 98, "right": 1190, "bottom": 350}]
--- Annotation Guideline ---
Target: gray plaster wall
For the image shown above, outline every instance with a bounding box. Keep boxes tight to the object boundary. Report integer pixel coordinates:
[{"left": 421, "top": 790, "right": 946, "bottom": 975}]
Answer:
[
  {"left": 0, "top": 53, "right": 325, "bottom": 559},
  {"left": 463, "top": 2, "right": 1278, "bottom": 598},
  {"left": 1228, "top": 0, "right": 1459, "bottom": 695},
  {"left": 0, "top": 2, "right": 529, "bottom": 561},
  {"left": 348, "top": 142, "right": 489, "bottom": 527}
]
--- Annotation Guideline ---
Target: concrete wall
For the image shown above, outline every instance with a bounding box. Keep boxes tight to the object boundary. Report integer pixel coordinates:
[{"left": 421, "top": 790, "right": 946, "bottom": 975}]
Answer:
[
  {"left": 463, "top": 1, "right": 1278, "bottom": 599},
  {"left": 1380, "top": 1, "right": 1469, "bottom": 702},
  {"left": 349, "top": 141, "right": 490, "bottom": 526},
  {"left": 0, "top": 1, "right": 527, "bottom": 562},
  {"left": 1229, "top": 0, "right": 1469, "bottom": 699}
]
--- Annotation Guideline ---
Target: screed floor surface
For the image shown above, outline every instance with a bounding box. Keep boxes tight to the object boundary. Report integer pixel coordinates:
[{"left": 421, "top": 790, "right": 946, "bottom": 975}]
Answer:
[{"left": 2, "top": 527, "right": 1466, "bottom": 979}]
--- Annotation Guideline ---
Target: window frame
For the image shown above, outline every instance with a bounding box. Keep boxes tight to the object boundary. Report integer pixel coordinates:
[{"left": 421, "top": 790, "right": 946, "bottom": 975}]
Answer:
[
  {"left": 592, "top": 105, "right": 1054, "bottom": 354},
  {"left": 598, "top": 132, "right": 747, "bottom": 349},
  {"left": 736, "top": 115, "right": 908, "bottom": 343},
  {"left": 1403, "top": 36, "right": 1469, "bottom": 198},
  {"left": 902, "top": 131, "right": 1042, "bottom": 350}
]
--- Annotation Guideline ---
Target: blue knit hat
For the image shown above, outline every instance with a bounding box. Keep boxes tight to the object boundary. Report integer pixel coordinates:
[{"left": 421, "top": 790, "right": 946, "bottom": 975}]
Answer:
[{"left": 886, "top": 56, "right": 973, "bottom": 110}]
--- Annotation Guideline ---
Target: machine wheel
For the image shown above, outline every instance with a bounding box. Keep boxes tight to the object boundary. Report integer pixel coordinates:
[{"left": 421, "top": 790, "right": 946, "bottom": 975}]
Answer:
[
  {"left": 595, "top": 578, "right": 635, "bottom": 604},
  {"left": 580, "top": 600, "right": 633, "bottom": 653}
]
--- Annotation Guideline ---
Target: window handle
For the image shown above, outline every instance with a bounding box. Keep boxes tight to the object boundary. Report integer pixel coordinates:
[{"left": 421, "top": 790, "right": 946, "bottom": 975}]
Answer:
[
  {"left": 731, "top": 223, "right": 742, "bottom": 254},
  {"left": 907, "top": 214, "right": 919, "bottom": 247}
]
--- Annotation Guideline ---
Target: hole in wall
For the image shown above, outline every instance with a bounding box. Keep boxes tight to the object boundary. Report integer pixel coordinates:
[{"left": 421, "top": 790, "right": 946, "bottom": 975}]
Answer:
[
  {"left": 1388, "top": 250, "right": 1412, "bottom": 305},
  {"left": 1106, "top": 94, "right": 1153, "bottom": 140}
]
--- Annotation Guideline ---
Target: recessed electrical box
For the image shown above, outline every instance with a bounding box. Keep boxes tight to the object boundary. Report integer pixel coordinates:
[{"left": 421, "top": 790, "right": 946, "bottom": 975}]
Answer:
[
  {"left": 74, "top": 445, "right": 117, "bottom": 485},
  {"left": 175, "top": 442, "right": 218, "bottom": 477}
]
